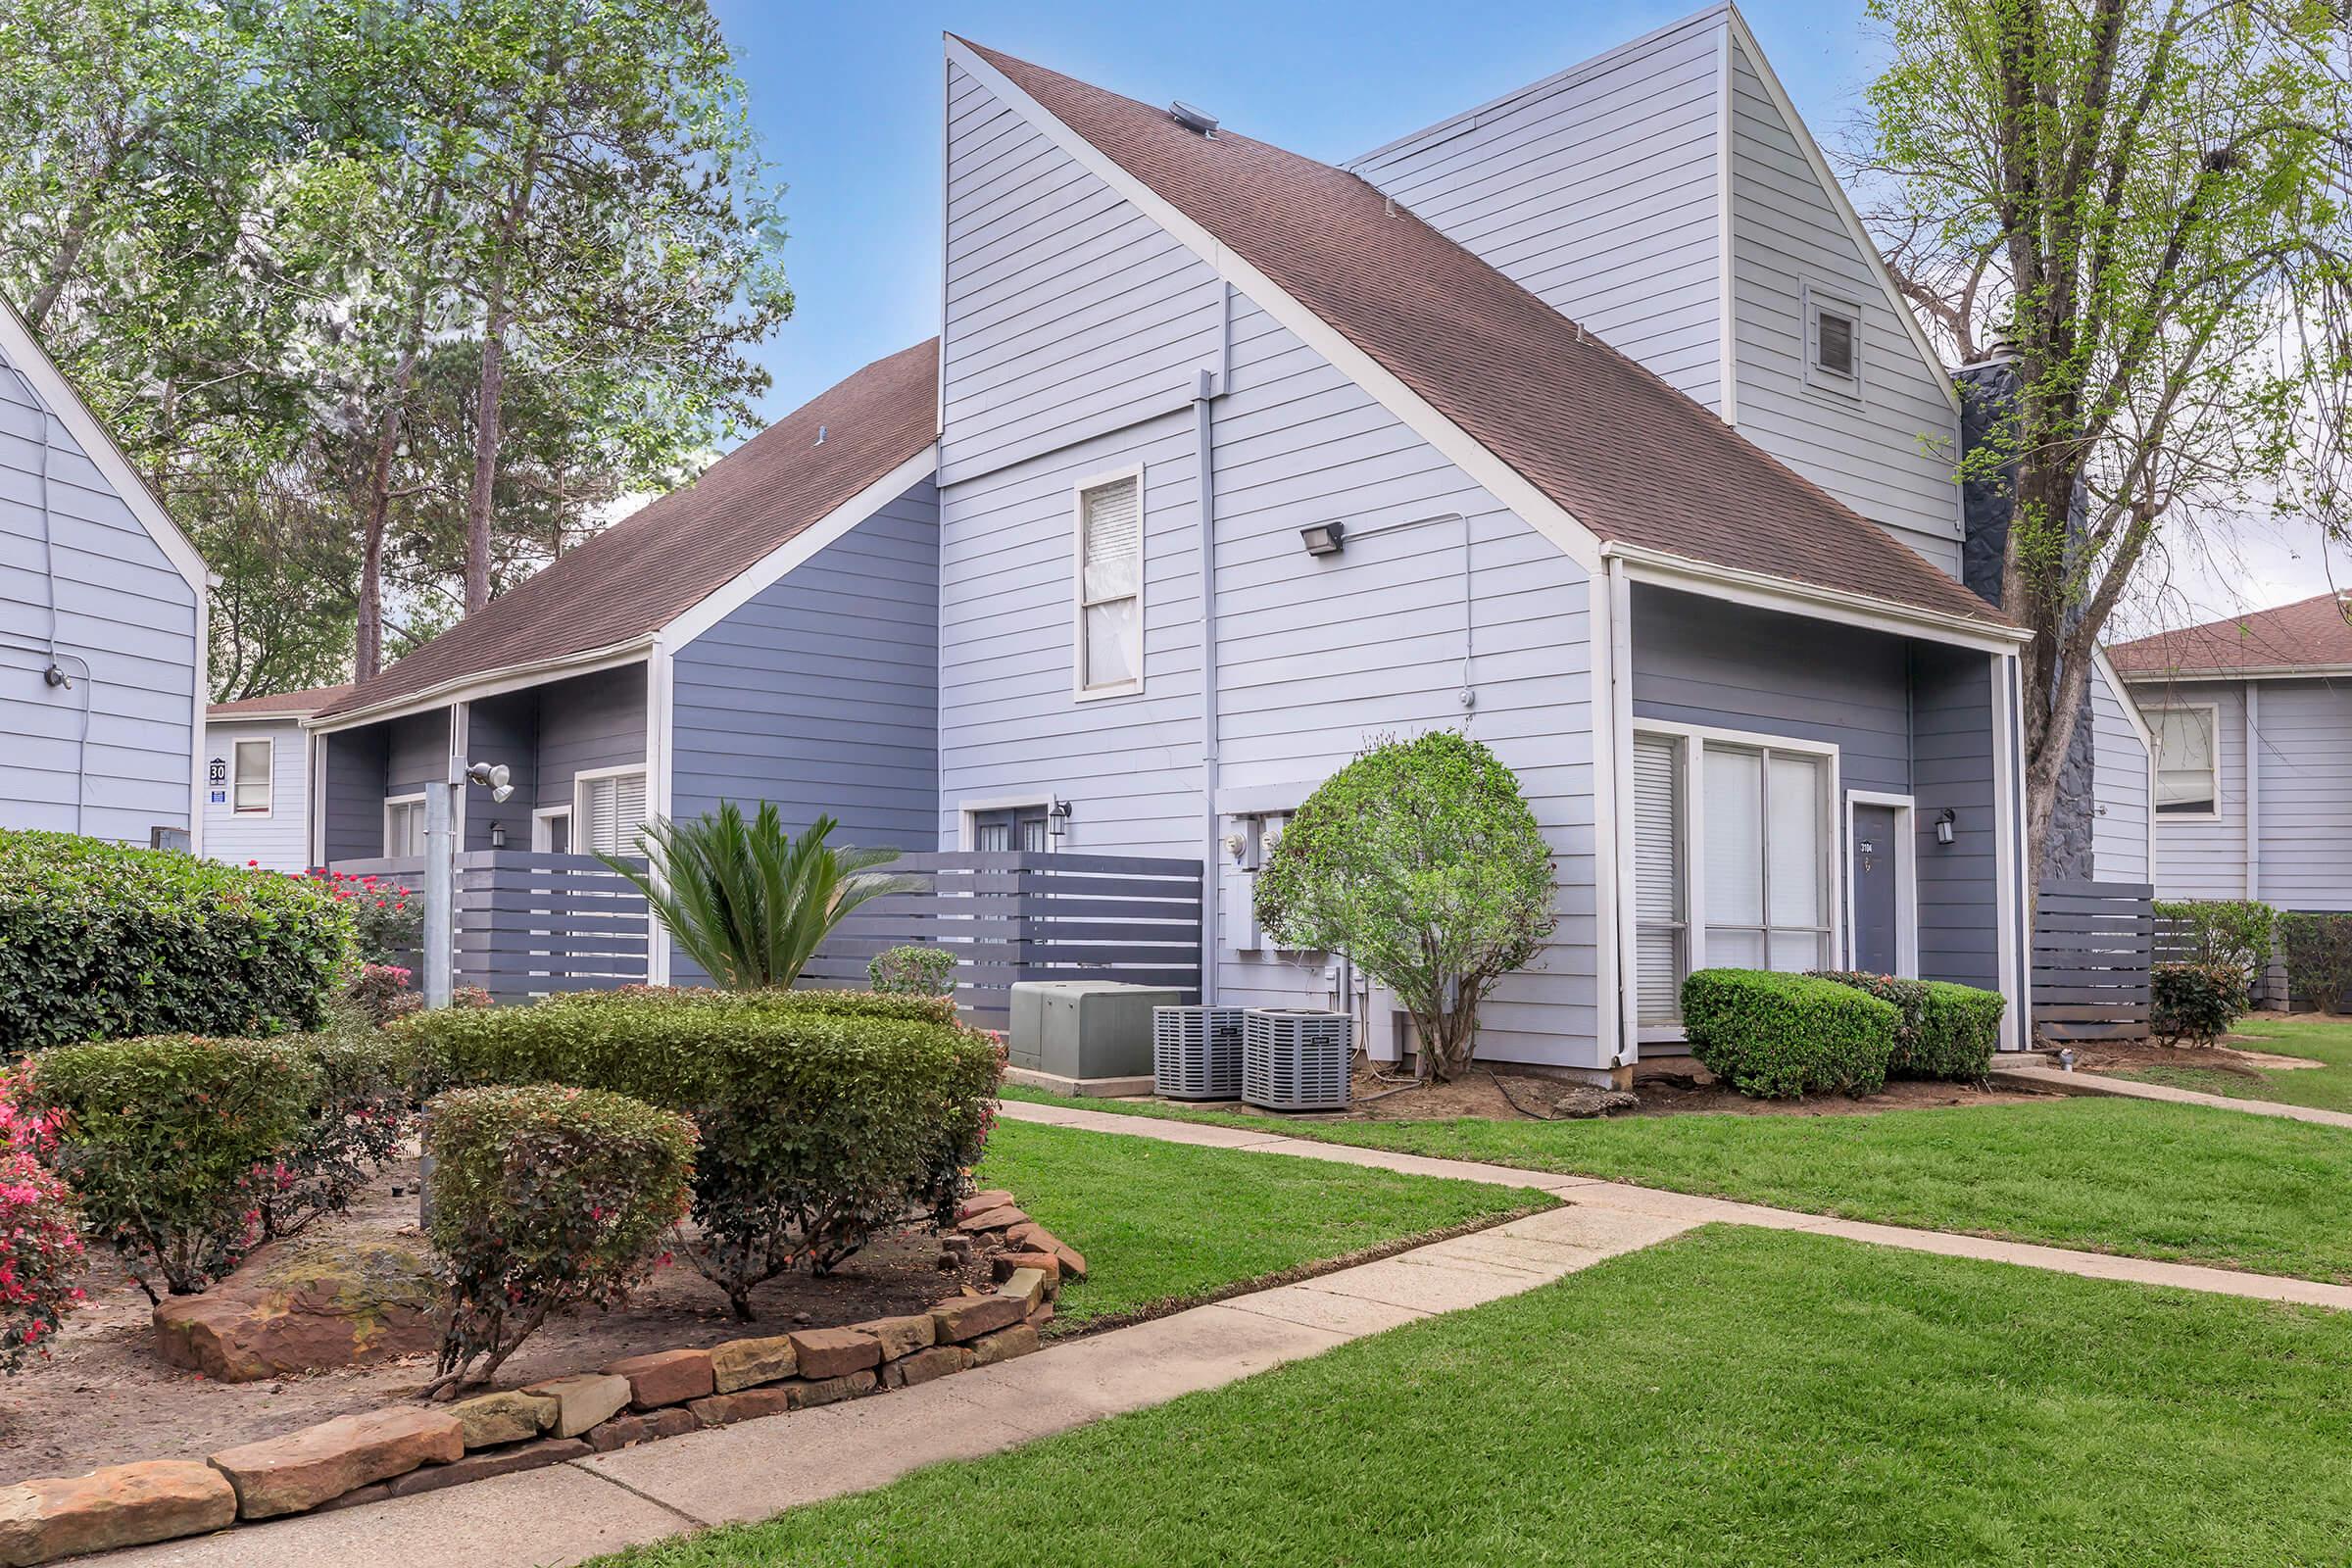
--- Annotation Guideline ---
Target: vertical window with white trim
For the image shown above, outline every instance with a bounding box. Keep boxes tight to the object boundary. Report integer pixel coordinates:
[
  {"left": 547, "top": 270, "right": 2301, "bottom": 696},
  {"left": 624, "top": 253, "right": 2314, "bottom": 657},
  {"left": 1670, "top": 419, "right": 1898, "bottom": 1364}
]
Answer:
[
  {"left": 1075, "top": 471, "right": 1143, "bottom": 696},
  {"left": 385, "top": 796, "right": 425, "bottom": 858},
  {"left": 578, "top": 770, "right": 649, "bottom": 856},
  {"left": 232, "top": 738, "right": 272, "bottom": 814},
  {"left": 1632, "top": 733, "right": 1686, "bottom": 1025},
  {"left": 2151, "top": 707, "right": 2219, "bottom": 816}
]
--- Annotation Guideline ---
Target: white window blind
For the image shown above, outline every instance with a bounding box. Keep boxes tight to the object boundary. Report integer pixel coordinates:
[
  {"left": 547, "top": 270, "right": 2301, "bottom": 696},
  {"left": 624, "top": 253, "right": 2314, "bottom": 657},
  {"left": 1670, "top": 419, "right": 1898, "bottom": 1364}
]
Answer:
[
  {"left": 581, "top": 771, "right": 649, "bottom": 856},
  {"left": 232, "top": 739, "right": 272, "bottom": 814},
  {"left": 385, "top": 798, "right": 425, "bottom": 858},
  {"left": 1077, "top": 475, "right": 1142, "bottom": 692},
  {"left": 1632, "top": 733, "right": 1685, "bottom": 1025},
  {"left": 1701, "top": 742, "right": 1829, "bottom": 974},
  {"left": 2154, "top": 709, "right": 2217, "bottom": 814}
]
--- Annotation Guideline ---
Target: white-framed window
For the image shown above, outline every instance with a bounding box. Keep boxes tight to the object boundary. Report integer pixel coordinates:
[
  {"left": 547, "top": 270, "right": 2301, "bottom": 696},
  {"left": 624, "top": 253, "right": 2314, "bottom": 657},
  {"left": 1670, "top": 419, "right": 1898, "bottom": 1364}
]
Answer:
[
  {"left": 958, "top": 796, "right": 1056, "bottom": 853},
  {"left": 231, "top": 737, "right": 273, "bottom": 815},
  {"left": 574, "top": 766, "right": 649, "bottom": 856},
  {"left": 1803, "top": 281, "right": 1864, "bottom": 398},
  {"left": 2152, "top": 705, "right": 2220, "bottom": 818},
  {"left": 384, "top": 793, "right": 426, "bottom": 858},
  {"left": 531, "top": 806, "right": 572, "bottom": 854},
  {"left": 1632, "top": 723, "right": 1840, "bottom": 1032},
  {"left": 1073, "top": 466, "right": 1144, "bottom": 699}
]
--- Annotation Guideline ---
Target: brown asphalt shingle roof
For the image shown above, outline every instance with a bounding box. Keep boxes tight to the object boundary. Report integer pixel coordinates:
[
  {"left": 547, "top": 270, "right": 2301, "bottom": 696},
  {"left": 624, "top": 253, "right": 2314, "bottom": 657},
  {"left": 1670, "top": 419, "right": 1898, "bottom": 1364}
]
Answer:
[
  {"left": 959, "top": 39, "right": 2009, "bottom": 630},
  {"left": 317, "top": 339, "right": 939, "bottom": 723},
  {"left": 2107, "top": 591, "right": 2352, "bottom": 677},
  {"left": 208, "top": 683, "right": 354, "bottom": 720}
]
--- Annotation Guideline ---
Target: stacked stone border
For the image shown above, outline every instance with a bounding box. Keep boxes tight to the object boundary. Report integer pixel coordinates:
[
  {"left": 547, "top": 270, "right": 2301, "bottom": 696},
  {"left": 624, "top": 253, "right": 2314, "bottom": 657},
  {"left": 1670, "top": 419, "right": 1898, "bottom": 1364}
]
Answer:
[{"left": 0, "top": 1193, "right": 1083, "bottom": 1568}]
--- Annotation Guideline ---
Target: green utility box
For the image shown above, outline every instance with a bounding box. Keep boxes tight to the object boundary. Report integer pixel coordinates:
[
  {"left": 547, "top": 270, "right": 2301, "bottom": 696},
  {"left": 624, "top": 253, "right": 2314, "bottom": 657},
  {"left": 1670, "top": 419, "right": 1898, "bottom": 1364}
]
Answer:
[{"left": 1007, "top": 981, "right": 1185, "bottom": 1085}]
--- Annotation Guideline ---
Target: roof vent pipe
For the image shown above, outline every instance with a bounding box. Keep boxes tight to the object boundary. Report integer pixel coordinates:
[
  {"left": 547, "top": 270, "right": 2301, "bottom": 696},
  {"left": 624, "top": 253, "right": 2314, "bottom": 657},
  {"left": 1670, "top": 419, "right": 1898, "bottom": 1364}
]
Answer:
[
  {"left": 814, "top": 424, "right": 826, "bottom": 445},
  {"left": 1169, "top": 101, "right": 1218, "bottom": 137}
]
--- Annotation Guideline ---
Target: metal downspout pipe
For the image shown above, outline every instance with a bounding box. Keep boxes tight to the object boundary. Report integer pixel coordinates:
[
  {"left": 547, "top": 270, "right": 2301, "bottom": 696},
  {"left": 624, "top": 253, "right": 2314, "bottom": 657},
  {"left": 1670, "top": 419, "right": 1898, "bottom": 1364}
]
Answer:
[{"left": 1195, "top": 364, "right": 1220, "bottom": 1005}]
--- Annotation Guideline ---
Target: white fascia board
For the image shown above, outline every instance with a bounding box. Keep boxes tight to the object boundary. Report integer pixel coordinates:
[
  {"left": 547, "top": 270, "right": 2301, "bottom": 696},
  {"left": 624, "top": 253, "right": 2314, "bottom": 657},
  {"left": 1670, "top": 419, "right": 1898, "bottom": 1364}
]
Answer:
[
  {"left": 0, "top": 297, "right": 209, "bottom": 596},
  {"left": 305, "top": 641, "right": 655, "bottom": 734},
  {"left": 945, "top": 36, "right": 1607, "bottom": 576},
  {"left": 2120, "top": 663, "right": 2352, "bottom": 684},
  {"left": 2088, "top": 645, "right": 2156, "bottom": 755},
  {"left": 1720, "top": 4, "right": 1963, "bottom": 419},
  {"left": 658, "top": 445, "right": 939, "bottom": 652},
  {"left": 1714, "top": 18, "right": 1739, "bottom": 425},
  {"left": 1604, "top": 543, "right": 2030, "bottom": 653}
]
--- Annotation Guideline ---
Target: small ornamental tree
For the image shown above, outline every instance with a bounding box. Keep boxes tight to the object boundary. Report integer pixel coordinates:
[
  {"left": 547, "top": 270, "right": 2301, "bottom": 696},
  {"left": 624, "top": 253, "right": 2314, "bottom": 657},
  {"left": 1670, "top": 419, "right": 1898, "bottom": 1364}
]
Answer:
[{"left": 1255, "top": 732, "right": 1555, "bottom": 1083}]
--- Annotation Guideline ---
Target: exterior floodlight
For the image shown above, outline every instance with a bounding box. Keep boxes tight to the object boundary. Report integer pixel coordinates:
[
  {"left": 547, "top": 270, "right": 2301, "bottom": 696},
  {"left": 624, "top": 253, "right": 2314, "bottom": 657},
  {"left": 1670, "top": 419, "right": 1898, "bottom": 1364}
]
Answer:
[
  {"left": 491, "top": 783, "right": 514, "bottom": 804},
  {"left": 1299, "top": 520, "right": 1347, "bottom": 557}
]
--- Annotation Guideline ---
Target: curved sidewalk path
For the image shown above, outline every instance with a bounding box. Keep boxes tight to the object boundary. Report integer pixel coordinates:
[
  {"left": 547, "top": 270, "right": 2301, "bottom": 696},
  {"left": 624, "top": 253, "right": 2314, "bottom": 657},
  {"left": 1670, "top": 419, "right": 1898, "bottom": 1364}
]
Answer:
[
  {"left": 1988, "top": 1060, "right": 2352, "bottom": 1129},
  {"left": 96, "top": 1095, "right": 2352, "bottom": 1568}
]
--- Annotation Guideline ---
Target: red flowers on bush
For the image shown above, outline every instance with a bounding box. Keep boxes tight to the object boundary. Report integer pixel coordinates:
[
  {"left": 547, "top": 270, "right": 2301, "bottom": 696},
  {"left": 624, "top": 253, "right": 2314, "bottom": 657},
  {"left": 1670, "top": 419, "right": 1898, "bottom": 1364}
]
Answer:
[{"left": 303, "top": 869, "right": 422, "bottom": 965}]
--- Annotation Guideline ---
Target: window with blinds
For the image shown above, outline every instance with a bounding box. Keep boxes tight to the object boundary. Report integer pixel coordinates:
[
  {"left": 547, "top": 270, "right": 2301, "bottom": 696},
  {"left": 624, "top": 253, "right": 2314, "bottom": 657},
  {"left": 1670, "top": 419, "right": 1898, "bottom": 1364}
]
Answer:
[
  {"left": 1632, "top": 733, "right": 1685, "bottom": 1025},
  {"left": 1075, "top": 472, "right": 1143, "bottom": 695},
  {"left": 579, "top": 770, "right": 649, "bottom": 856},
  {"left": 232, "top": 738, "right": 272, "bottom": 814},
  {"left": 2152, "top": 707, "right": 2218, "bottom": 816}
]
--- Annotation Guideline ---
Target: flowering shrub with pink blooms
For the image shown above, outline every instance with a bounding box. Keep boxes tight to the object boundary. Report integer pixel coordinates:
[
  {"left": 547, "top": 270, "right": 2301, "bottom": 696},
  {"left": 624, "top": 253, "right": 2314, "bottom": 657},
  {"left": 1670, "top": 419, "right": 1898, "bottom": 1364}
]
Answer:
[
  {"left": 306, "top": 870, "right": 421, "bottom": 966},
  {"left": 1, "top": 1060, "right": 85, "bottom": 1372},
  {"left": 0, "top": 830, "right": 352, "bottom": 1050},
  {"left": 421, "top": 1083, "right": 695, "bottom": 1396},
  {"left": 347, "top": 963, "right": 427, "bottom": 1027},
  {"left": 26, "top": 1036, "right": 316, "bottom": 1300}
]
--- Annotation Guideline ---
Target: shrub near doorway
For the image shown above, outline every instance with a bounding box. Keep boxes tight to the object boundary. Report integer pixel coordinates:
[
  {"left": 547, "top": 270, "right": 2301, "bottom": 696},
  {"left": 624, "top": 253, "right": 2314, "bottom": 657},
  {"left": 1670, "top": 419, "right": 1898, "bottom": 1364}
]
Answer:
[{"left": 1682, "top": 970, "right": 1899, "bottom": 1099}]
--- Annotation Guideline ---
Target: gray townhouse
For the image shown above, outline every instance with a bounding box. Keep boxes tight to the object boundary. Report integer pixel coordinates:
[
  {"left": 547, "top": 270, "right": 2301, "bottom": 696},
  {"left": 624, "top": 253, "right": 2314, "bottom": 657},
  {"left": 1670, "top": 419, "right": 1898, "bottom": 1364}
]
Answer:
[{"left": 296, "top": 4, "right": 2188, "bottom": 1071}]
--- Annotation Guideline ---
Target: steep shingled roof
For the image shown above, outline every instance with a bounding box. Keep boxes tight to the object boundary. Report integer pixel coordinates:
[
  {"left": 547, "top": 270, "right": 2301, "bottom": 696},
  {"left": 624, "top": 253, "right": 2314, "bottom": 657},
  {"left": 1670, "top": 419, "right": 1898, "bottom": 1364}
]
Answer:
[
  {"left": 317, "top": 339, "right": 939, "bottom": 723},
  {"left": 957, "top": 39, "right": 2010, "bottom": 631},
  {"left": 2108, "top": 591, "right": 2352, "bottom": 678}
]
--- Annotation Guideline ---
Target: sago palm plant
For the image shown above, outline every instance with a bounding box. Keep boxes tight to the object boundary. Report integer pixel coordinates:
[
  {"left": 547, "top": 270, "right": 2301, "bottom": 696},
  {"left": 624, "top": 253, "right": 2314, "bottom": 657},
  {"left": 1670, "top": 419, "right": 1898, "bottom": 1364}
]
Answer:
[{"left": 601, "top": 804, "right": 923, "bottom": 990}]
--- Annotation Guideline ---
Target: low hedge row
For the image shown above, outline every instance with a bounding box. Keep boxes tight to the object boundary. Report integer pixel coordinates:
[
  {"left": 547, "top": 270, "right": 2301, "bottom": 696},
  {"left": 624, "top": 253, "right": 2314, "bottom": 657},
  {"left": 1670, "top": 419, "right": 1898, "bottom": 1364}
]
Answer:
[
  {"left": 403, "top": 988, "right": 1003, "bottom": 1320},
  {"left": 1682, "top": 970, "right": 1899, "bottom": 1099},
  {"left": 0, "top": 831, "right": 353, "bottom": 1050},
  {"left": 2279, "top": 912, "right": 2352, "bottom": 1014},
  {"left": 1806, "top": 971, "right": 2004, "bottom": 1081}
]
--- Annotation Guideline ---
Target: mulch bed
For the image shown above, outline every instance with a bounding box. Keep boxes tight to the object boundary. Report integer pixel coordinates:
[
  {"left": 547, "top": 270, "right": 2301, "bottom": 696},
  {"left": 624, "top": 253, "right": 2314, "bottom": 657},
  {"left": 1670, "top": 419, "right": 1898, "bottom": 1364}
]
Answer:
[
  {"left": 2068, "top": 1037, "right": 2324, "bottom": 1079},
  {"left": 0, "top": 1151, "right": 1000, "bottom": 1484}
]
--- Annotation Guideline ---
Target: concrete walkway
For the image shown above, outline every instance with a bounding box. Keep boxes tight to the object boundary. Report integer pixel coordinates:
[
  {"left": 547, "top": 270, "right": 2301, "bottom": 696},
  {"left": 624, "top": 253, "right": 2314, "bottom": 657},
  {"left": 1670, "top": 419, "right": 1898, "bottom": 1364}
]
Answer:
[
  {"left": 94, "top": 1198, "right": 1693, "bottom": 1568},
  {"left": 998, "top": 1099, "right": 2352, "bottom": 1313},
  {"left": 1989, "top": 1060, "right": 2352, "bottom": 1129}
]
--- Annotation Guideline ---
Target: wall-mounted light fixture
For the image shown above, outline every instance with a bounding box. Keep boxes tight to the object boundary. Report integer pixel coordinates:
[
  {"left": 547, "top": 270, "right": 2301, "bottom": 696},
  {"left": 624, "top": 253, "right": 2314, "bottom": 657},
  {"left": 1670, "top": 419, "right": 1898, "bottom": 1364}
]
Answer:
[
  {"left": 1934, "top": 808, "right": 1956, "bottom": 847},
  {"left": 490, "top": 820, "right": 508, "bottom": 850},
  {"left": 465, "top": 760, "right": 514, "bottom": 805},
  {"left": 1299, "top": 520, "right": 1347, "bottom": 557},
  {"left": 1047, "top": 798, "right": 1074, "bottom": 840}
]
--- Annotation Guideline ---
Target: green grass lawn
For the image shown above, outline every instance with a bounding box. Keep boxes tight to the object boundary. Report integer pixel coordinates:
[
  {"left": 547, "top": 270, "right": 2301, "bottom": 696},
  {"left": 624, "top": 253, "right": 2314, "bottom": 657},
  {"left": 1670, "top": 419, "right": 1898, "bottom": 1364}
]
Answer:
[
  {"left": 969, "top": 1117, "right": 1549, "bottom": 1328},
  {"left": 601, "top": 1226, "right": 2352, "bottom": 1566},
  {"left": 1002, "top": 1084, "right": 2352, "bottom": 1283},
  {"left": 2107, "top": 1014, "right": 2352, "bottom": 1113}
]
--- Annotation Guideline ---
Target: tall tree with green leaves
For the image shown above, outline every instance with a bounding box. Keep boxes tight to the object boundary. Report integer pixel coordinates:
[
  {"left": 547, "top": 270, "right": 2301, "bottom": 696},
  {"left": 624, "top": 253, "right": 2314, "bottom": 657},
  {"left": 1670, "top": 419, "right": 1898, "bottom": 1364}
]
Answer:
[{"left": 1853, "top": 0, "right": 2351, "bottom": 889}]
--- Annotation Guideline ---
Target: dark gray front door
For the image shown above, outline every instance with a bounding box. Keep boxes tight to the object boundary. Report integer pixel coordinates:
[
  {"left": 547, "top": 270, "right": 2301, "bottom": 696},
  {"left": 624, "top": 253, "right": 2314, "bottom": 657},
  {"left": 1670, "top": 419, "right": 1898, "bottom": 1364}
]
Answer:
[{"left": 1852, "top": 803, "right": 1899, "bottom": 975}]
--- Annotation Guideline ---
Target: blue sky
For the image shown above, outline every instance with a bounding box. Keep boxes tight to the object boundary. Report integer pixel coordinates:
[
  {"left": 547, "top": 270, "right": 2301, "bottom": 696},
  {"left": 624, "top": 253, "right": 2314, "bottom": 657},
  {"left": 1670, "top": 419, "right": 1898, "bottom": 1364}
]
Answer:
[{"left": 710, "top": 0, "right": 1886, "bottom": 420}]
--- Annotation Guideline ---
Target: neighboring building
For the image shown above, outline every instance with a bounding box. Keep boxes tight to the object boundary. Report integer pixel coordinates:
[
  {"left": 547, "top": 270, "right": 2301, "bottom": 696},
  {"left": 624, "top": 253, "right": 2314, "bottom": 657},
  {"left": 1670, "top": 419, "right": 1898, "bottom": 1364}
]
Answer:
[
  {"left": 1, "top": 297, "right": 209, "bottom": 849},
  {"left": 2108, "top": 590, "right": 2352, "bottom": 910},
  {"left": 202, "top": 684, "right": 352, "bottom": 871},
  {"left": 306, "top": 4, "right": 2046, "bottom": 1070},
  {"left": 306, "top": 338, "right": 939, "bottom": 984}
]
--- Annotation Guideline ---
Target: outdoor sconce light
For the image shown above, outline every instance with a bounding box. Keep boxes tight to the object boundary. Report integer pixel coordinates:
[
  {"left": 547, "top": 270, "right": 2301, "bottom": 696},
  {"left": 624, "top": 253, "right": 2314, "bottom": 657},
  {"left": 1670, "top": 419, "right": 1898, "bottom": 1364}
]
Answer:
[
  {"left": 1047, "top": 798, "right": 1073, "bottom": 839},
  {"left": 1299, "top": 519, "right": 1347, "bottom": 557},
  {"left": 1935, "top": 808, "right": 1956, "bottom": 847},
  {"left": 465, "top": 760, "right": 514, "bottom": 805},
  {"left": 489, "top": 821, "right": 508, "bottom": 850}
]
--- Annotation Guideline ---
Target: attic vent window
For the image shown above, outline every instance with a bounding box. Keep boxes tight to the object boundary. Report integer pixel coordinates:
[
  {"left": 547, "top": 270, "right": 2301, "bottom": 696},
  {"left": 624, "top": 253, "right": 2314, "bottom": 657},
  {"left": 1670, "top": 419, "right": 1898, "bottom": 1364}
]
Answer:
[
  {"left": 1169, "top": 101, "right": 1218, "bottom": 136},
  {"left": 1816, "top": 311, "right": 1856, "bottom": 378},
  {"left": 1801, "top": 281, "right": 1865, "bottom": 400}
]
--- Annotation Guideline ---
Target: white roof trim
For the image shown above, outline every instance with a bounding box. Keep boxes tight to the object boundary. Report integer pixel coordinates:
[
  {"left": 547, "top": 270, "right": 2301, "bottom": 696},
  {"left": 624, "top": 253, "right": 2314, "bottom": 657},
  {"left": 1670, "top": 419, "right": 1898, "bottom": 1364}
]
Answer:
[
  {"left": 0, "top": 296, "right": 208, "bottom": 596},
  {"left": 659, "top": 445, "right": 938, "bottom": 652},
  {"left": 2117, "top": 663, "right": 2352, "bottom": 683},
  {"left": 2089, "top": 644, "right": 2155, "bottom": 755},
  {"left": 307, "top": 640, "right": 654, "bottom": 734},
  {"left": 946, "top": 35, "right": 1609, "bottom": 575},
  {"left": 1603, "top": 541, "right": 2028, "bottom": 652},
  {"left": 1720, "top": 4, "right": 1964, "bottom": 419}
]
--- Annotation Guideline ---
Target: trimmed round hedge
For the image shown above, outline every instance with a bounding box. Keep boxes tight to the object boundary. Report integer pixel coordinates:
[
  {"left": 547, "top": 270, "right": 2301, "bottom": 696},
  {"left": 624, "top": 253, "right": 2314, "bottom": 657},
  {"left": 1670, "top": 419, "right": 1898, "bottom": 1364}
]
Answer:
[
  {"left": 0, "top": 831, "right": 353, "bottom": 1050},
  {"left": 1807, "top": 971, "right": 2004, "bottom": 1081},
  {"left": 403, "top": 988, "right": 1003, "bottom": 1319},
  {"left": 1682, "top": 969, "right": 1899, "bottom": 1099}
]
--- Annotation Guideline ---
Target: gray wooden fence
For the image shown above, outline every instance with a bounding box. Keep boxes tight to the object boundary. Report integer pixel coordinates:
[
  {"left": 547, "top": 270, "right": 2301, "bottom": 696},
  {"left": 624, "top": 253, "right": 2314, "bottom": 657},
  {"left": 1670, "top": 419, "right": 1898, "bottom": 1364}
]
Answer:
[
  {"left": 2033, "top": 879, "right": 2153, "bottom": 1042},
  {"left": 452, "top": 851, "right": 650, "bottom": 1003},
  {"left": 805, "top": 851, "right": 1203, "bottom": 1031}
]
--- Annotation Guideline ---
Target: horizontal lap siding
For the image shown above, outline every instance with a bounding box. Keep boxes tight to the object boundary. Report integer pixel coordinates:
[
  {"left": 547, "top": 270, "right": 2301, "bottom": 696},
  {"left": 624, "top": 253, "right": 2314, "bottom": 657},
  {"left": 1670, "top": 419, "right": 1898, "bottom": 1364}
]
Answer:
[
  {"left": 534, "top": 665, "right": 646, "bottom": 812},
  {"left": 2089, "top": 660, "right": 2151, "bottom": 883},
  {"left": 463, "top": 690, "right": 538, "bottom": 853},
  {"left": 2135, "top": 678, "right": 2247, "bottom": 900},
  {"left": 1726, "top": 42, "right": 1963, "bottom": 577},
  {"left": 940, "top": 65, "right": 1603, "bottom": 1068},
  {"left": 1911, "top": 645, "right": 1999, "bottom": 990},
  {"left": 202, "top": 716, "right": 309, "bottom": 871},
  {"left": 0, "top": 344, "right": 198, "bottom": 840},
  {"left": 669, "top": 479, "right": 939, "bottom": 851},
  {"left": 1347, "top": 12, "right": 1725, "bottom": 410},
  {"left": 318, "top": 726, "right": 385, "bottom": 864},
  {"left": 2253, "top": 679, "right": 2352, "bottom": 910}
]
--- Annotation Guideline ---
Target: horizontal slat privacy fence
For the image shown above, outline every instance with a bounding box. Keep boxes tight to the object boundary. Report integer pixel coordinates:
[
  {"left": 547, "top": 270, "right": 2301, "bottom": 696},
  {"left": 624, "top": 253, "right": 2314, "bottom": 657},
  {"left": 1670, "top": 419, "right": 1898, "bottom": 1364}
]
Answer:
[
  {"left": 452, "top": 851, "right": 650, "bottom": 1003},
  {"left": 2033, "top": 879, "right": 2152, "bottom": 1042},
  {"left": 806, "top": 851, "right": 1203, "bottom": 1031}
]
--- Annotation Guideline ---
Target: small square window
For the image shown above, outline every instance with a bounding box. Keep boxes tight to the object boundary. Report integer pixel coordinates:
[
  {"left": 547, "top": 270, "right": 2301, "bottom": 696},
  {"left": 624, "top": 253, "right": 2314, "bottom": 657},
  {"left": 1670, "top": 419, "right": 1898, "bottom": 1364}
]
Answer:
[{"left": 1816, "top": 310, "right": 1856, "bottom": 378}]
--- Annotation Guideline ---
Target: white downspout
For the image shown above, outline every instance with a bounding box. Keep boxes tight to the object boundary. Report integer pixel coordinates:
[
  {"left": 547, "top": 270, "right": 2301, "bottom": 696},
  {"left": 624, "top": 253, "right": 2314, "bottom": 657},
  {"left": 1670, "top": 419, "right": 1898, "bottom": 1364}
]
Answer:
[{"left": 1195, "top": 356, "right": 1221, "bottom": 1005}]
